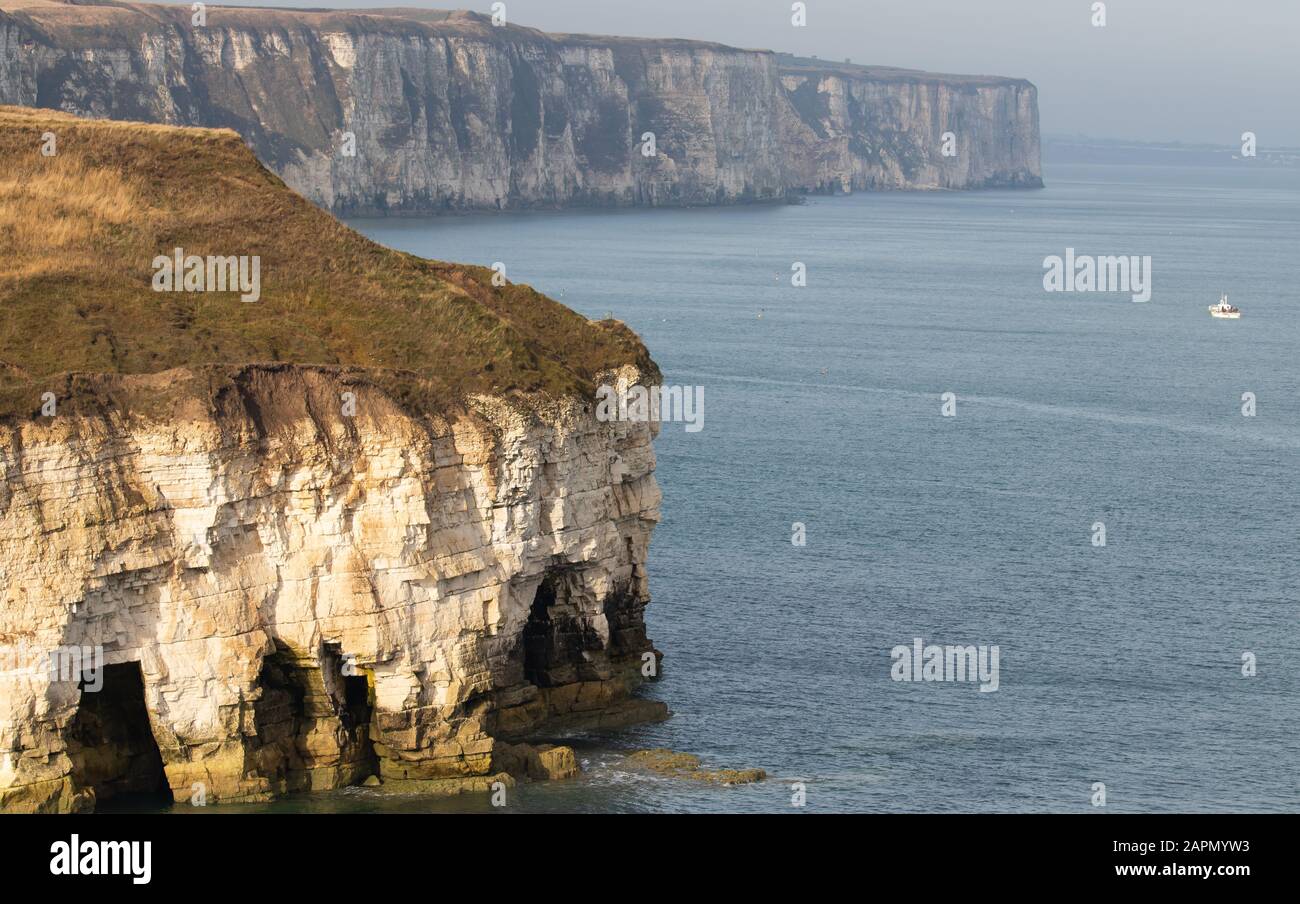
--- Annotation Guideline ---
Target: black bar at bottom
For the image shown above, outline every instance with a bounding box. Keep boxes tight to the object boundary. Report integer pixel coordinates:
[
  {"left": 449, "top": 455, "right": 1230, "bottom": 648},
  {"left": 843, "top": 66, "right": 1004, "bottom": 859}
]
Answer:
[{"left": 0, "top": 813, "right": 1281, "bottom": 890}]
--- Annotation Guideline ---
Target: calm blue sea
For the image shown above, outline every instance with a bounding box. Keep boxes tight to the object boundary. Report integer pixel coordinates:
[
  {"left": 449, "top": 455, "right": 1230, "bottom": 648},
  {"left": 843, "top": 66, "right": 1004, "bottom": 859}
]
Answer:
[{"left": 217, "top": 162, "right": 1300, "bottom": 813}]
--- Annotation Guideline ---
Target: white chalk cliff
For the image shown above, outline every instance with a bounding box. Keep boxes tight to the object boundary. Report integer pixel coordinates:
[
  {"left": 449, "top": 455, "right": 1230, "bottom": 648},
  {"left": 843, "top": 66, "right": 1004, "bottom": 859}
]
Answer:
[
  {"left": 0, "top": 365, "right": 664, "bottom": 812},
  {"left": 0, "top": 2, "right": 1043, "bottom": 214}
]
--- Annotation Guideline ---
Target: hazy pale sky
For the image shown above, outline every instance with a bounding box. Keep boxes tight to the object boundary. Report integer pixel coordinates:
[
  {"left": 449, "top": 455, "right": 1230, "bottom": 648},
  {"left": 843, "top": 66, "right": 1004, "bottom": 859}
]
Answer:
[{"left": 205, "top": 1, "right": 1299, "bottom": 145}]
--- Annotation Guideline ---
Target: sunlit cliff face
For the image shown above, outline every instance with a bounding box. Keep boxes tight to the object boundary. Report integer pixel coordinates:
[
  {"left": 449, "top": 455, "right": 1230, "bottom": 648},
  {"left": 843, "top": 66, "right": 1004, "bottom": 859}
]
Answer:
[{"left": 0, "top": 4, "right": 1041, "bottom": 215}]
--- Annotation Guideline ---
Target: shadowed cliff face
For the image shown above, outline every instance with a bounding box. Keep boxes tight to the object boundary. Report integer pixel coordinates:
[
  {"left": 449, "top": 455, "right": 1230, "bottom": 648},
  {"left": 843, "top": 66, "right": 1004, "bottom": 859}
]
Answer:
[{"left": 0, "top": 2, "right": 1042, "bottom": 214}]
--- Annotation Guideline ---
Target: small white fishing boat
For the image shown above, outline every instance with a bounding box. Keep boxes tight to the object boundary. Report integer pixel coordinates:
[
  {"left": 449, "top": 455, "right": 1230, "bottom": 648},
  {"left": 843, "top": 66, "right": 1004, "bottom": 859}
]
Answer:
[{"left": 1208, "top": 294, "right": 1241, "bottom": 319}]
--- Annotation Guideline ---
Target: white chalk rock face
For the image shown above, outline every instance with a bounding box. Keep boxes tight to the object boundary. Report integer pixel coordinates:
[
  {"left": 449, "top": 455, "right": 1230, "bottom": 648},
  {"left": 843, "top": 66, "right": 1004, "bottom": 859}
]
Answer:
[
  {"left": 0, "top": 366, "right": 664, "bottom": 812},
  {"left": 0, "top": 5, "right": 1042, "bottom": 215}
]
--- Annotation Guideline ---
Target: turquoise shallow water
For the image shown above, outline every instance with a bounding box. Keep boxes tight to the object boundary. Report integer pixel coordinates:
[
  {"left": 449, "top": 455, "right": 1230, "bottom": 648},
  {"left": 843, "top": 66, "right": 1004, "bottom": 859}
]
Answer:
[{"left": 162, "top": 162, "right": 1300, "bottom": 813}]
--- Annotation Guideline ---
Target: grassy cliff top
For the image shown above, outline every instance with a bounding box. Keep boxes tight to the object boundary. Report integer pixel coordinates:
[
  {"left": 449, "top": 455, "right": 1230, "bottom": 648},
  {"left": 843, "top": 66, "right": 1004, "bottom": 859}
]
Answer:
[
  {"left": 775, "top": 54, "right": 1035, "bottom": 89},
  {"left": 0, "top": 106, "right": 655, "bottom": 418},
  {"left": 0, "top": 2, "right": 567, "bottom": 47}
]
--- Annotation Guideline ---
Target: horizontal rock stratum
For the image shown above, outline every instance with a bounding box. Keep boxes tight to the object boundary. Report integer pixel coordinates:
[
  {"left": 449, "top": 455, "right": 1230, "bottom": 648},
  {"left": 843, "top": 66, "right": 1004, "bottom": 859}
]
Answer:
[
  {"left": 0, "top": 1, "right": 1043, "bottom": 214},
  {"left": 0, "top": 106, "right": 666, "bottom": 812}
]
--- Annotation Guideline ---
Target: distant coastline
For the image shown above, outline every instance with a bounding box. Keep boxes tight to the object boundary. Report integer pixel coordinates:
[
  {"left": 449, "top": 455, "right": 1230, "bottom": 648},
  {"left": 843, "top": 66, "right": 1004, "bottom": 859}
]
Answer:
[
  {"left": 0, "top": 1, "right": 1043, "bottom": 215},
  {"left": 1044, "top": 135, "right": 1300, "bottom": 168}
]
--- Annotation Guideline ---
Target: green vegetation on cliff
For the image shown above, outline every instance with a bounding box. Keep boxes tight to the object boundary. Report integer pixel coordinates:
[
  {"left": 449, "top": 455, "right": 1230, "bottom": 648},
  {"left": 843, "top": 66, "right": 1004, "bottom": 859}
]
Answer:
[{"left": 0, "top": 105, "right": 655, "bottom": 417}]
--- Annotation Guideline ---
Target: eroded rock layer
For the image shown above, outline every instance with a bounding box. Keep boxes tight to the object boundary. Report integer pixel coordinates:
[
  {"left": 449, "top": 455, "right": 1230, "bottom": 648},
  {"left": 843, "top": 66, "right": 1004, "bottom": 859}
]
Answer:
[
  {"left": 0, "top": 364, "right": 664, "bottom": 812},
  {"left": 0, "top": 2, "right": 1042, "bottom": 214}
]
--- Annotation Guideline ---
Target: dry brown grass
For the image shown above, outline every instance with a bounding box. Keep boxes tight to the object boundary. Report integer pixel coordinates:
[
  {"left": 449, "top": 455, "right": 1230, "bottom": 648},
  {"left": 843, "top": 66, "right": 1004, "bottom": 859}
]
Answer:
[
  {"left": 0, "top": 105, "right": 656, "bottom": 417},
  {"left": 0, "top": 159, "right": 146, "bottom": 267}
]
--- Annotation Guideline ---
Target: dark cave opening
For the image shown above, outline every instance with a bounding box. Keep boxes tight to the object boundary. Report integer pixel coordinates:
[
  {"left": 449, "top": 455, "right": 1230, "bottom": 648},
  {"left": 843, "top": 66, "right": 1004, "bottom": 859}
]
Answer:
[
  {"left": 343, "top": 674, "right": 372, "bottom": 728},
  {"left": 255, "top": 644, "right": 378, "bottom": 787},
  {"left": 66, "top": 662, "right": 170, "bottom": 808},
  {"left": 523, "top": 576, "right": 558, "bottom": 686},
  {"left": 341, "top": 671, "right": 378, "bottom": 781},
  {"left": 324, "top": 643, "right": 378, "bottom": 778},
  {"left": 522, "top": 571, "right": 607, "bottom": 687},
  {"left": 253, "top": 647, "right": 308, "bottom": 778}
]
